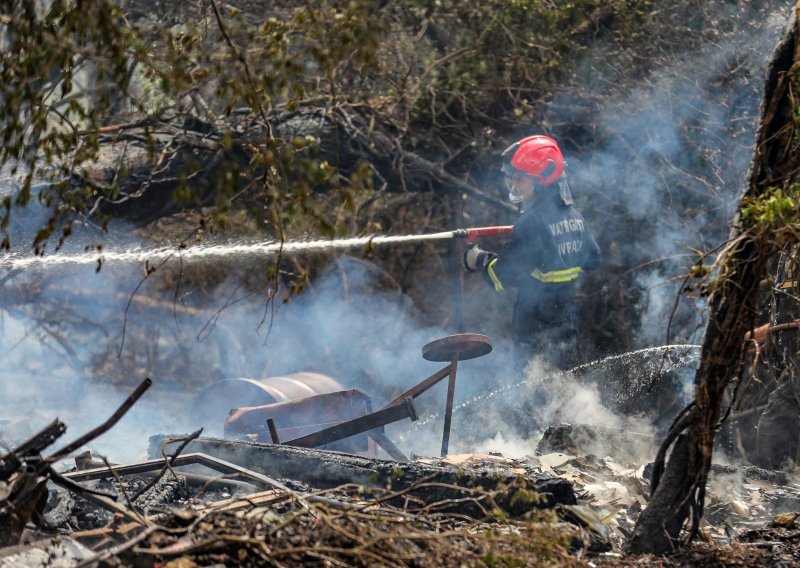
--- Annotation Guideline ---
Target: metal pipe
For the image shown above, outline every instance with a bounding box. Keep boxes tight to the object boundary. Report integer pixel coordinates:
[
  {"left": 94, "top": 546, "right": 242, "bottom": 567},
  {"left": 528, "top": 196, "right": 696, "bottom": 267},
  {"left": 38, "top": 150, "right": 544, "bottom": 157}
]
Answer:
[
  {"left": 440, "top": 354, "right": 459, "bottom": 457},
  {"left": 379, "top": 367, "right": 451, "bottom": 409},
  {"left": 452, "top": 225, "right": 514, "bottom": 244},
  {"left": 267, "top": 418, "right": 280, "bottom": 444}
]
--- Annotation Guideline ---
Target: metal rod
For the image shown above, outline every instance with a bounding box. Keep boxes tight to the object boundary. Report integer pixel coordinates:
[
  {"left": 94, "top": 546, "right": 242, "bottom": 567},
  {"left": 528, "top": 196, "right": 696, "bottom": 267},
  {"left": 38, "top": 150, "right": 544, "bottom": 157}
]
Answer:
[
  {"left": 62, "top": 452, "right": 273, "bottom": 488},
  {"left": 440, "top": 355, "right": 459, "bottom": 457},
  {"left": 380, "top": 366, "right": 451, "bottom": 409},
  {"left": 284, "top": 397, "right": 418, "bottom": 449},
  {"left": 267, "top": 418, "right": 280, "bottom": 444},
  {"left": 368, "top": 431, "right": 409, "bottom": 462}
]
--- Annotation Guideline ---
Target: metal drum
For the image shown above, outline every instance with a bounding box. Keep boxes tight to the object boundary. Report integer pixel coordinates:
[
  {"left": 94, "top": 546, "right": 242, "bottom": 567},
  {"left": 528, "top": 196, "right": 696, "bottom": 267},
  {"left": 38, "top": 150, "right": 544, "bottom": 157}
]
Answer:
[{"left": 190, "top": 372, "right": 347, "bottom": 435}]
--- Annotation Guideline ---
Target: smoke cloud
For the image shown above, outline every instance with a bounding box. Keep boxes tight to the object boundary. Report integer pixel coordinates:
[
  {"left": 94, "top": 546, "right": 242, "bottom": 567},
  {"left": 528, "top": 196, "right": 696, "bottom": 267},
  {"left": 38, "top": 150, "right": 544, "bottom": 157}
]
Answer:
[
  {"left": 1, "top": 232, "right": 695, "bottom": 464},
  {"left": 0, "top": 4, "right": 791, "bottom": 468},
  {"left": 544, "top": 5, "right": 788, "bottom": 348}
]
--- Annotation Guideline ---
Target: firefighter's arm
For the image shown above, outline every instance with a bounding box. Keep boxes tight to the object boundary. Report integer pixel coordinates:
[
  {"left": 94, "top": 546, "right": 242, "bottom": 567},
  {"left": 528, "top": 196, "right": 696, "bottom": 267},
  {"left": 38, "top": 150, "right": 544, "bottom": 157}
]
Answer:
[{"left": 480, "top": 222, "right": 537, "bottom": 291}]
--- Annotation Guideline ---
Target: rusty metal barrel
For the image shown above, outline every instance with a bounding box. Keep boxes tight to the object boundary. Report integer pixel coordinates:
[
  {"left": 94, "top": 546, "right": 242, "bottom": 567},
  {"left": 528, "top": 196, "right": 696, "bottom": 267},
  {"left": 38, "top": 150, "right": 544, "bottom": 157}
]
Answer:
[{"left": 190, "top": 372, "right": 348, "bottom": 435}]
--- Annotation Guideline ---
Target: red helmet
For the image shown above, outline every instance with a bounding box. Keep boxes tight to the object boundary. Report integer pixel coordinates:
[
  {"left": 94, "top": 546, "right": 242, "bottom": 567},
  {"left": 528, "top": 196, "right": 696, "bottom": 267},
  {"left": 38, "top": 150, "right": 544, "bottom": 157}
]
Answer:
[{"left": 501, "top": 135, "right": 564, "bottom": 186}]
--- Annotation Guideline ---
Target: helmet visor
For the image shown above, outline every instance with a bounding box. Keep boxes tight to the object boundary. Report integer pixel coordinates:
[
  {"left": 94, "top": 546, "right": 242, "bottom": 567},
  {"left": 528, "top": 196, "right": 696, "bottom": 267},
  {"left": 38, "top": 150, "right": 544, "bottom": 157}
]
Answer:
[
  {"left": 504, "top": 174, "right": 525, "bottom": 203},
  {"left": 503, "top": 174, "right": 515, "bottom": 192}
]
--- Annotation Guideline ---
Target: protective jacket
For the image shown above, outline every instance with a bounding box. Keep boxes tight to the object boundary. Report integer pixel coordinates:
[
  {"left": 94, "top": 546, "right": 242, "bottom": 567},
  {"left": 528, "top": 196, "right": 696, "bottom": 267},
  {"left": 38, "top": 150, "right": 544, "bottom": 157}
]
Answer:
[{"left": 481, "top": 186, "right": 600, "bottom": 363}]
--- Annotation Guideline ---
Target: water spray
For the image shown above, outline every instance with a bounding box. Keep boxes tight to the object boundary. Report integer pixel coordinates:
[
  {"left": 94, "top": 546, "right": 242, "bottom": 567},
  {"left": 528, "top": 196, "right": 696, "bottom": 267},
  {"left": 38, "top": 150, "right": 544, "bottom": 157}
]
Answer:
[
  {"left": 0, "top": 226, "right": 515, "bottom": 270},
  {"left": 405, "top": 344, "right": 702, "bottom": 430}
]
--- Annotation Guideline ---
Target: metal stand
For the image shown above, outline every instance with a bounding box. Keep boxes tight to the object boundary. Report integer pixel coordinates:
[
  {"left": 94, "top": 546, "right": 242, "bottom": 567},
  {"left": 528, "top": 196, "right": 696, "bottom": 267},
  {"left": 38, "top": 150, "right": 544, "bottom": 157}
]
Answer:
[
  {"left": 418, "top": 333, "right": 493, "bottom": 457},
  {"left": 263, "top": 333, "right": 492, "bottom": 461}
]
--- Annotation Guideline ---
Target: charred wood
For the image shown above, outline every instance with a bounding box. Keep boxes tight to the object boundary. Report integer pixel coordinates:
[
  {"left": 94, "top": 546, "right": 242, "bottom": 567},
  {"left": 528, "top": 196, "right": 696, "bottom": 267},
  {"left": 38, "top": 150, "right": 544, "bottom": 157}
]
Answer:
[
  {"left": 0, "top": 475, "right": 48, "bottom": 547},
  {"left": 537, "top": 423, "right": 655, "bottom": 465},
  {"left": 0, "top": 379, "right": 152, "bottom": 547},
  {"left": 0, "top": 420, "right": 68, "bottom": 546},
  {"left": 154, "top": 436, "right": 576, "bottom": 516},
  {"left": 0, "top": 419, "right": 67, "bottom": 482}
]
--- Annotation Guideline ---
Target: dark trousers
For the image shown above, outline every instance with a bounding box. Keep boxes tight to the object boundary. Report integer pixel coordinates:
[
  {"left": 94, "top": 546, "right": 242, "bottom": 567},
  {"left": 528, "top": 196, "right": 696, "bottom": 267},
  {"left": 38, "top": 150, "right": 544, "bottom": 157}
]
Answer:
[{"left": 512, "top": 299, "right": 578, "bottom": 371}]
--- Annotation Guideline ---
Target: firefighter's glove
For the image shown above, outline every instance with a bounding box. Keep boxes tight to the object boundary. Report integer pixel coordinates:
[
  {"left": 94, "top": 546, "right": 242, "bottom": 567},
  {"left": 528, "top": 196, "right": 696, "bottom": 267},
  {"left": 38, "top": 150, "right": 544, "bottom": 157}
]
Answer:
[{"left": 464, "top": 245, "right": 489, "bottom": 272}]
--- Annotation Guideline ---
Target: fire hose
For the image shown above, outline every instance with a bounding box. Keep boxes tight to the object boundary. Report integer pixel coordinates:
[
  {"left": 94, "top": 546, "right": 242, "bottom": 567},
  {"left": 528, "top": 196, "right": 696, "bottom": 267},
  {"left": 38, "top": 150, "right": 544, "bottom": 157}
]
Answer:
[{"left": 376, "top": 225, "right": 513, "bottom": 246}]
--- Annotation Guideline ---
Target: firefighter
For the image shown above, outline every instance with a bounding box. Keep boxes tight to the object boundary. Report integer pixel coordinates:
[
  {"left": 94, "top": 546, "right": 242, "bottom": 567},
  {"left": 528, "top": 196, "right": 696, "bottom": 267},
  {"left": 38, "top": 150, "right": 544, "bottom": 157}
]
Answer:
[
  {"left": 754, "top": 244, "right": 800, "bottom": 469},
  {"left": 464, "top": 135, "right": 601, "bottom": 370}
]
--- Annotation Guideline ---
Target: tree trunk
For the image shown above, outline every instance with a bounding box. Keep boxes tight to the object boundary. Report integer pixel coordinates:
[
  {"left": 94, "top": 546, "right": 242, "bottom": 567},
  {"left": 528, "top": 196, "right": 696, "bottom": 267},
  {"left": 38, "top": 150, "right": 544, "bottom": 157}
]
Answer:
[{"left": 628, "top": 3, "right": 800, "bottom": 554}]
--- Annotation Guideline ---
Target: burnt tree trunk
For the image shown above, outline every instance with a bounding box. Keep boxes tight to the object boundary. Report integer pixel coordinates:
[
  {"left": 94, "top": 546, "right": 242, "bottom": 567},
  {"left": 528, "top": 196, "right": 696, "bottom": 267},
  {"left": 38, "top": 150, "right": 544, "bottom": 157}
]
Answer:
[
  {"left": 628, "top": 4, "right": 800, "bottom": 554},
  {"left": 157, "top": 436, "right": 576, "bottom": 514}
]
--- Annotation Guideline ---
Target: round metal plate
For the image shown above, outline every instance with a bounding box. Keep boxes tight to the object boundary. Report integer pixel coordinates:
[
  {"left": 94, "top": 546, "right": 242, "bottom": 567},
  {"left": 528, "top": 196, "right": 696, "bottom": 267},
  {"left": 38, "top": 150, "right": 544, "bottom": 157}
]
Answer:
[{"left": 422, "top": 333, "right": 493, "bottom": 362}]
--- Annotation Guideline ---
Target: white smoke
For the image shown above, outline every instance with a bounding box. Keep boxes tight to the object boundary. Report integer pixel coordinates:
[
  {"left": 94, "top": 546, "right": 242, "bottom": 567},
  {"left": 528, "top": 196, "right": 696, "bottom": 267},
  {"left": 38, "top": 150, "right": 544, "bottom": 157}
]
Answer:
[
  {"left": 1, "top": 4, "right": 790, "bottom": 467},
  {"left": 543, "top": 6, "right": 790, "bottom": 348},
  {"left": 1, "top": 245, "right": 695, "bottom": 465}
]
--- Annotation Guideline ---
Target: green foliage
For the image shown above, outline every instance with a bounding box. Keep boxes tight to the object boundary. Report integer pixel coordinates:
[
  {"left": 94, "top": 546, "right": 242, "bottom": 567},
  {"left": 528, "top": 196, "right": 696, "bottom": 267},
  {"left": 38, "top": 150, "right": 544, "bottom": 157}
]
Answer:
[
  {"left": 685, "top": 183, "right": 799, "bottom": 300},
  {"left": 740, "top": 184, "right": 800, "bottom": 242},
  {"left": 0, "top": 0, "right": 681, "bottom": 259},
  {"left": 682, "top": 182, "right": 799, "bottom": 298},
  {"left": 0, "top": 0, "right": 385, "bottom": 252},
  {"left": 0, "top": 0, "right": 135, "bottom": 251}
]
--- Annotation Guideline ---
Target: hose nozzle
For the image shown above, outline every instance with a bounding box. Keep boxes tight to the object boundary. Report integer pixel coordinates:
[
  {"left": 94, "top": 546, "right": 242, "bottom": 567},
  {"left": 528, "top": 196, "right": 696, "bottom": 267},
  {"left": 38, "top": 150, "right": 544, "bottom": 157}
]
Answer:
[{"left": 453, "top": 226, "right": 514, "bottom": 244}]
